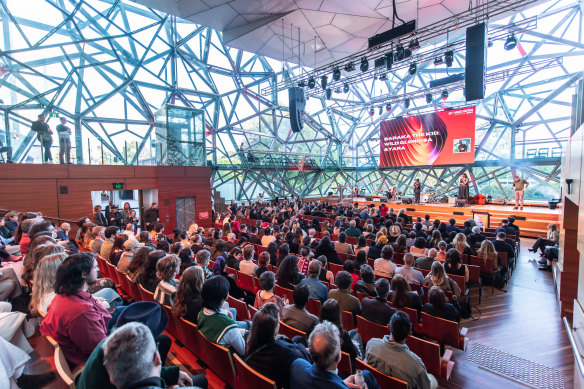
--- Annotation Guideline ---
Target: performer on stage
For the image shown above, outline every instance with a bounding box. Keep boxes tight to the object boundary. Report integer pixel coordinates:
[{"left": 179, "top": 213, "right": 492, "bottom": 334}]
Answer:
[
  {"left": 413, "top": 179, "right": 421, "bottom": 204},
  {"left": 354, "top": 185, "right": 359, "bottom": 196},
  {"left": 458, "top": 173, "right": 470, "bottom": 202},
  {"left": 387, "top": 184, "right": 397, "bottom": 201},
  {"left": 512, "top": 175, "right": 529, "bottom": 210}
]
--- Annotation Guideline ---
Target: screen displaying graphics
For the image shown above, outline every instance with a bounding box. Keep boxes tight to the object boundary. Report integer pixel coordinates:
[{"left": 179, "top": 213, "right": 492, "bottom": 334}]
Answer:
[{"left": 379, "top": 106, "right": 475, "bottom": 167}]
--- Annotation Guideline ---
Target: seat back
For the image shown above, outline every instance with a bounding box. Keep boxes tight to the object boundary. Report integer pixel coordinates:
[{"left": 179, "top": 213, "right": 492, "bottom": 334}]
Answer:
[
  {"left": 233, "top": 354, "right": 277, "bottom": 389},
  {"left": 117, "top": 270, "right": 132, "bottom": 296},
  {"left": 356, "top": 315, "right": 390, "bottom": 346},
  {"left": 274, "top": 285, "right": 294, "bottom": 304},
  {"left": 338, "top": 252, "right": 349, "bottom": 263},
  {"left": 421, "top": 312, "right": 466, "bottom": 350},
  {"left": 178, "top": 318, "right": 203, "bottom": 358},
  {"left": 139, "top": 284, "right": 155, "bottom": 302},
  {"left": 467, "top": 264, "right": 481, "bottom": 284},
  {"left": 355, "top": 358, "right": 408, "bottom": 389},
  {"left": 160, "top": 304, "right": 178, "bottom": 338},
  {"left": 55, "top": 345, "right": 79, "bottom": 389},
  {"left": 228, "top": 295, "right": 249, "bottom": 321},
  {"left": 400, "top": 306, "right": 421, "bottom": 333},
  {"left": 338, "top": 351, "right": 353, "bottom": 376},
  {"left": 499, "top": 251, "right": 508, "bottom": 268},
  {"left": 329, "top": 262, "right": 343, "bottom": 277},
  {"left": 393, "top": 252, "right": 405, "bottom": 265},
  {"left": 279, "top": 320, "right": 307, "bottom": 339},
  {"left": 342, "top": 310, "right": 355, "bottom": 331},
  {"left": 405, "top": 335, "right": 441, "bottom": 377},
  {"left": 238, "top": 271, "right": 257, "bottom": 294},
  {"left": 226, "top": 266, "right": 238, "bottom": 282},
  {"left": 355, "top": 291, "right": 368, "bottom": 302},
  {"left": 248, "top": 304, "right": 258, "bottom": 319},
  {"left": 449, "top": 274, "right": 466, "bottom": 295},
  {"left": 127, "top": 277, "right": 142, "bottom": 301},
  {"left": 105, "top": 262, "right": 119, "bottom": 285},
  {"left": 198, "top": 330, "right": 237, "bottom": 389},
  {"left": 305, "top": 299, "right": 321, "bottom": 318}
]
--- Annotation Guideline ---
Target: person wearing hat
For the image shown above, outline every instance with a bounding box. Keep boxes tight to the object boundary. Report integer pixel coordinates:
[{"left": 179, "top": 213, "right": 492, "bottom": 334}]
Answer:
[
  {"left": 108, "top": 205, "right": 124, "bottom": 229},
  {"left": 77, "top": 302, "right": 207, "bottom": 389},
  {"left": 117, "top": 238, "right": 145, "bottom": 274}
]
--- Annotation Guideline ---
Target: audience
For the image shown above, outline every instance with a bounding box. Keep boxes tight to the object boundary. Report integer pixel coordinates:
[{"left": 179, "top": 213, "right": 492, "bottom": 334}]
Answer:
[
  {"left": 319, "top": 299, "right": 361, "bottom": 361},
  {"left": 396, "top": 253, "right": 424, "bottom": 285},
  {"left": 361, "top": 278, "right": 396, "bottom": 326},
  {"left": 300, "top": 259, "right": 328, "bottom": 303},
  {"left": 153, "top": 254, "right": 180, "bottom": 306},
  {"left": 282, "top": 283, "right": 319, "bottom": 334},
  {"left": 444, "top": 248, "right": 469, "bottom": 283},
  {"left": 390, "top": 274, "right": 423, "bottom": 318},
  {"left": 276, "top": 255, "right": 304, "bottom": 289},
  {"left": 255, "top": 251, "right": 271, "bottom": 277},
  {"left": 327, "top": 271, "right": 361, "bottom": 315},
  {"left": 374, "top": 244, "right": 396, "bottom": 277},
  {"left": 172, "top": 266, "right": 204, "bottom": 324},
  {"left": 355, "top": 264, "right": 377, "bottom": 297},
  {"left": 254, "top": 271, "right": 285, "bottom": 310},
  {"left": 238, "top": 245, "right": 257, "bottom": 275},
  {"left": 137, "top": 250, "right": 166, "bottom": 292},
  {"left": 414, "top": 248, "right": 437, "bottom": 270},
  {"left": 423, "top": 261, "right": 461, "bottom": 297},
  {"left": 422, "top": 286, "right": 460, "bottom": 323},
  {"left": 117, "top": 238, "right": 144, "bottom": 274}
]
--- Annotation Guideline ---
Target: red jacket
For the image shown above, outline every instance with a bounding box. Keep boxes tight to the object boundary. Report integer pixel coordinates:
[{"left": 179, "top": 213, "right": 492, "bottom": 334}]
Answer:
[{"left": 40, "top": 290, "right": 111, "bottom": 367}]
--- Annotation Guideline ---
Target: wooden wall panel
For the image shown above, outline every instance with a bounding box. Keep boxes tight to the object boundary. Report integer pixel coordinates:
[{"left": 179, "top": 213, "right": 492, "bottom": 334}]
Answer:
[
  {"left": 0, "top": 164, "right": 68, "bottom": 179},
  {"left": 67, "top": 165, "right": 136, "bottom": 179},
  {"left": 0, "top": 178, "right": 59, "bottom": 217}
]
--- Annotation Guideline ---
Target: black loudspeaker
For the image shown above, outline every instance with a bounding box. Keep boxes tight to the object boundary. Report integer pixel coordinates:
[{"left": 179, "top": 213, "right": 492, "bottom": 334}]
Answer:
[
  {"left": 455, "top": 199, "right": 467, "bottom": 207},
  {"left": 289, "top": 87, "right": 305, "bottom": 133},
  {"left": 401, "top": 197, "right": 413, "bottom": 204},
  {"left": 465, "top": 23, "right": 487, "bottom": 102}
]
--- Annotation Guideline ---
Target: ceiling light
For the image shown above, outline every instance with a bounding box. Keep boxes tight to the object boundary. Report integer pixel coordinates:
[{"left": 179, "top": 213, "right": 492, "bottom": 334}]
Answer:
[
  {"left": 504, "top": 34, "right": 517, "bottom": 51},
  {"left": 332, "top": 67, "right": 341, "bottom": 81},
  {"left": 334, "top": 87, "right": 342, "bottom": 94},
  {"left": 385, "top": 52, "right": 394, "bottom": 70},
  {"left": 308, "top": 76, "right": 315, "bottom": 89},
  {"left": 326, "top": 88, "right": 332, "bottom": 99},
  {"left": 360, "top": 57, "right": 369, "bottom": 72},
  {"left": 344, "top": 62, "right": 355, "bottom": 72},
  {"left": 379, "top": 73, "right": 388, "bottom": 81},
  {"left": 409, "top": 38, "right": 420, "bottom": 50},
  {"left": 343, "top": 83, "right": 350, "bottom": 93},
  {"left": 445, "top": 51, "right": 454, "bottom": 67},
  {"left": 426, "top": 93, "right": 433, "bottom": 104},
  {"left": 433, "top": 57, "right": 443, "bottom": 66},
  {"left": 369, "top": 107, "right": 375, "bottom": 116},
  {"left": 441, "top": 89, "right": 449, "bottom": 100},
  {"left": 408, "top": 62, "right": 417, "bottom": 75},
  {"left": 298, "top": 80, "right": 306, "bottom": 87},
  {"left": 386, "top": 102, "right": 391, "bottom": 112},
  {"left": 321, "top": 75, "right": 328, "bottom": 89},
  {"left": 404, "top": 98, "right": 410, "bottom": 109},
  {"left": 395, "top": 44, "right": 405, "bottom": 61}
]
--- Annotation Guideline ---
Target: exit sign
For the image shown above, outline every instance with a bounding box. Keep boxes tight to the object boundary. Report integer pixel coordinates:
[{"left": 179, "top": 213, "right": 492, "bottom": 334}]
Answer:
[
  {"left": 112, "top": 183, "right": 124, "bottom": 190},
  {"left": 49, "top": 113, "right": 59, "bottom": 118}
]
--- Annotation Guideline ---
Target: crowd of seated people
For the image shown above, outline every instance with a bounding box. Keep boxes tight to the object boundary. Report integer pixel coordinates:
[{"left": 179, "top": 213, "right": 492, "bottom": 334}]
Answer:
[{"left": 0, "top": 199, "right": 526, "bottom": 388}]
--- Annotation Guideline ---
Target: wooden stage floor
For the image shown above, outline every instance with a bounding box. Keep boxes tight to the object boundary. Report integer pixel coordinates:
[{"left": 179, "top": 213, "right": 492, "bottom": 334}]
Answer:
[{"left": 26, "top": 239, "right": 574, "bottom": 389}]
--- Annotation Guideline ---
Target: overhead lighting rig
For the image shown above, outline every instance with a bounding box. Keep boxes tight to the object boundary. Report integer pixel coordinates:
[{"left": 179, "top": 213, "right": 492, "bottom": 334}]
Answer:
[{"left": 444, "top": 50, "right": 454, "bottom": 67}]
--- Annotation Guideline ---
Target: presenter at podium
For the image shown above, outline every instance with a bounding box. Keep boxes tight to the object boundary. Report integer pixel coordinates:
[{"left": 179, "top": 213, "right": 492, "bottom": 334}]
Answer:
[
  {"left": 458, "top": 173, "right": 469, "bottom": 202},
  {"left": 413, "top": 179, "right": 421, "bottom": 204}
]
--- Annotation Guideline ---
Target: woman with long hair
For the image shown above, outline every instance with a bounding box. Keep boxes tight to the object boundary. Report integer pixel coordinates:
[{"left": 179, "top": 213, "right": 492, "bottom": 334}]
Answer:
[
  {"left": 245, "top": 302, "right": 310, "bottom": 389},
  {"left": 476, "top": 240, "right": 500, "bottom": 273},
  {"left": 390, "top": 274, "right": 422, "bottom": 318},
  {"left": 276, "top": 243, "right": 290, "bottom": 266},
  {"left": 355, "top": 235, "right": 369, "bottom": 255},
  {"left": 29, "top": 250, "right": 67, "bottom": 315},
  {"left": 108, "top": 234, "right": 128, "bottom": 266},
  {"left": 422, "top": 261, "right": 461, "bottom": 297},
  {"left": 444, "top": 248, "right": 469, "bottom": 283},
  {"left": 127, "top": 246, "right": 153, "bottom": 281},
  {"left": 422, "top": 286, "right": 460, "bottom": 322},
  {"left": 137, "top": 249, "right": 166, "bottom": 292},
  {"left": 121, "top": 202, "right": 132, "bottom": 225},
  {"left": 319, "top": 299, "right": 361, "bottom": 361},
  {"left": 172, "top": 266, "right": 205, "bottom": 324},
  {"left": 529, "top": 223, "right": 559, "bottom": 254},
  {"left": 275, "top": 255, "right": 304, "bottom": 289},
  {"left": 410, "top": 237, "right": 428, "bottom": 257},
  {"left": 266, "top": 241, "right": 278, "bottom": 266},
  {"left": 393, "top": 234, "right": 408, "bottom": 254},
  {"left": 314, "top": 236, "right": 341, "bottom": 265},
  {"left": 427, "top": 229, "right": 442, "bottom": 249},
  {"left": 453, "top": 233, "right": 473, "bottom": 255}
]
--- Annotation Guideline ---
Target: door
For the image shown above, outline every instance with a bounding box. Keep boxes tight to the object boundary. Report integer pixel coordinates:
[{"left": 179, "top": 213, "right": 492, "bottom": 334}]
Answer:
[{"left": 176, "top": 197, "right": 196, "bottom": 231}]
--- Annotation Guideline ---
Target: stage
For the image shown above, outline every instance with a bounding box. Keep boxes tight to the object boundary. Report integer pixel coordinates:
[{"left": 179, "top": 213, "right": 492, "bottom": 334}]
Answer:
[{"left": 327, "top": 198, "right": 560, "bottom": 238}]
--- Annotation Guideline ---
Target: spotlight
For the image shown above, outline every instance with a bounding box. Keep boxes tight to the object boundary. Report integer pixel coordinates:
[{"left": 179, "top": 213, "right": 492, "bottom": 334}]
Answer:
[
  {"left": 321, "top": 75, "right": 328, "bottom": 90},
  {"left": 308, "top": 76, "right": 315, "bottom": 89},
  {"left": 441, "top": 89, "right": 449, "bottom": 100},
  {"left": 404, "top": 98, "right": 410, "bottom": 109},
  {"left": 379, "top": 73, "right": 388, "bottom": 81},
  {"left": 386, "top": 102, "right": 391, "bottom": 112},
  {"left": 343, "top": 83, "right": 350, "bottom": 93},
  {"left": 344, "top": 62, "right": 355, "bottom": 72},
  {"left": 433, "top": 57, "right": 443, "bottom": 66},
  {"left": 444, "top": 51, "right": 454, "bottom": 67},
  {"left": 395, "top": 44, "right": 405, "bottom": 61},
  {"left": 326, "top": 88, "right": 332, "bottom": 100},
  {"left": 360, "top": 57, "right": 369, "bottom": 72},
  {"left": 426, "top": 93, "right": 433, "bottom": 104},
  {"left": 408, "top": 63, "right": 417, "bottom": 75},
  {"left": 409, "top": 38, "right": 420, "bottom": 50},
  {"left": 332, "top": 67, "right": 341, "bottom": 81},
  {"left": 334, "top": 87, "right": 342, "bottom": 94},
  {"left": 369, "top": 107, "right": 375, "bottom": 116},
  {"left": 504, "top": 34, "right": 517, "bottom": 51},
  {"left": 379, "top": 106, "right": 383, "bottom": 115},
  {"left": 298, "top": 80, "right": 306, "bottom": 87},
  {"left": 385, "top": 52, "right": 394, "bottom": 70}
]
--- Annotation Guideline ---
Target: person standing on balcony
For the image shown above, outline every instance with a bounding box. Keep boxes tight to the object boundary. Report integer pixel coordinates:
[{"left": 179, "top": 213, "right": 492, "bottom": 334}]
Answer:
[
  {"left": 31, "top": 114, "right": 53, "bottom": 163},
  {"left": 56, "top": 116, "right": 72, "bottom": 164}
]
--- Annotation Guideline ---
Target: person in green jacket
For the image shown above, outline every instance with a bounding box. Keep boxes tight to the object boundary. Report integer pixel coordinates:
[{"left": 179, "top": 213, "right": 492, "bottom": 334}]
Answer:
[{"left": 77, "top": 302, "right": 201, "bottom": 389}]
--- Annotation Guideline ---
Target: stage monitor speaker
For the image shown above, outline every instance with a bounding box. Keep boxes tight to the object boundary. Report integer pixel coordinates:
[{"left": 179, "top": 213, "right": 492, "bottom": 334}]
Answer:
[
  {"left": 465, "top": 23, "right": 487, "bottom": 102},
  {"left": 455, "top": 199, "right": 467, "bottom": 208},
  {"left": 289, "top": 87, "right": 305, "bottom": 133},
  {"left": 401, "top": 197, "right": 413, "bottom": 204},
  {"left": 328, "top": 191, "right": 333, "bottom": 196},
  {"left": 492, "top": 198, "right": 506, "bottom": 205}
]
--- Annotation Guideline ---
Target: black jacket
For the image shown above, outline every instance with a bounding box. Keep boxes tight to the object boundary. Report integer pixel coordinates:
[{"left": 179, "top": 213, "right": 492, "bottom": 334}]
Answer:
[{"left": 361, "top": 297, "right": 396, "bottom": 326}]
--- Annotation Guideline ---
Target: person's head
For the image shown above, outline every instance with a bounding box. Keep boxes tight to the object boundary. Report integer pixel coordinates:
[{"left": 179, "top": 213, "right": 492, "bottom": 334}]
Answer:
[
  {"left": 430, "top": 260, "right": 447, "bottom": 285},
  {"left": 156, "top": 254, "right": 180, "bottom": 282},
  {"left": 30, "top": 250, "right": 68, "bottom": 314},
  {"left": 319, "top": 298, "right": 342, "bottom": 330},
  {"left": 103, "top": 322, "right": 160, "bottom": 388},
  {"left": 308, "top": 321, "right": 341, "bottom": 370},
  {"left": 478, "top": 239, "right": 497, "bottom": 258},
  {"left": 389, "top": 311, "right": 412, "bottom": 344},
  {"left": 415, "top": 223, "right": 423, "bottom": 231},
  {"left": 258, "top": 251, "right": 270, "bottom": 268},
  {"left": 293, "top": 282, "right": 310, "bottom": 309},
  {"left": 55, "top": 253, "right": 97, "bottom": 295},
  {"left": 350, "top": 220, "right": 356, "bottom": 227},
  {"left": 472, "top": 226, "right": 481, "bottom": 234},
  {"left": 446, "top": 248, "right": 462, "bottom": 268},
  {"left": 259, "top": 271, "right": 276, "bottom": 292},
  {"left": 548, "top": 223, "right": 557, "bottom": 232},
  {"left": 391, "top": 274, "right": 411, "bottom": 307},
  {"left": 143, "top": 250, "right": 166, "bottom": 282},
  {"left": 196, "top": 249, "right": 211, "bottom": 267},
  {"left": 497, "top": 231, "right": 506, "bottom": 241},
  {"left": 449, "top": 218, "right": 456, "bottom": 226},
  {"left": 334, "top": 271, "right": 353, "bottom": 291},
  {"left": 425, "top": 214, "right": 430, "bottom": 221},
  {"left": 246, "top": 302, "right": 280, "bottom": 355},
  {"left": 453, "top": 233, "right": 468, "bottom": 251},
  {"left": 381, "top": 244, "right": 394, "bottom": 260},
  {"left": 317, "top": 254, "right": 328, "bottom": 269},
  {"left": 308, "top": 259, "right": 321, "bottom": 278},
  {"left": 201, "top": 275, "right": 230, "bottom": 311},
  {"left": 38, "top": 113, "right": 45, "bottom": 122},
  {"left": 338, "top": 232, "right": 347, "bottom": 243},
  {"left": 427, "top": 248, "right": 438, "bottom": 259},
  {"left": 276, "top": 255, "right": 300, "bottom": 283},
  {"left": 123, "top": 202, "right": 131, "bottom": 211},
  {"left": 172, "top": 266, "right": 205, "bottom": 317},
  {"left": 428, "top": 286, "right": 447, "bottom": 310},
  {"left": 413, "top": 237, "right": 426, "bottom": 250},
  {"left": 372, "top": 278, "right": 389, "bottom": 301},
  {"left": 28, "top": 220, "right": 53, "bottom": 240},
  {"left": 360, "top": 264, "right": 374, "bottom": 284},
  {"left": 404, "top": 252, "right": 415, "bottom": 267}
]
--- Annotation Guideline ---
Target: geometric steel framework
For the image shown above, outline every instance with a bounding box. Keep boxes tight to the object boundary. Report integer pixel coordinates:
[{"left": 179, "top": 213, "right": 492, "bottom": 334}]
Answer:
[{"left": 0, "top": 0, "right": 581, "bottom": 203}]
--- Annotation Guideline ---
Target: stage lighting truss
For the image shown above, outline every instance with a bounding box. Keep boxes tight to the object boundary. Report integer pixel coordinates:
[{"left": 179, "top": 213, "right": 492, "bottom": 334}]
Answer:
[{"left": 261, "top": 0, "right": 539, "bottom": 97}]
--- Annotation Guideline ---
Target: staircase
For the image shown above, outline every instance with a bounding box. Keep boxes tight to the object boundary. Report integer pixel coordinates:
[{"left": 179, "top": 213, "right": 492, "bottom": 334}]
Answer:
[{"left": 213, "top": 190, "right": 228, "bottom": 213}]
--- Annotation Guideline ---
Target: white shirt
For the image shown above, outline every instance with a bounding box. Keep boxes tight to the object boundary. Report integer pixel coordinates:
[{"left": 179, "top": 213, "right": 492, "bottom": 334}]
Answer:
[{"left": 374, "top": 258, "right": 396, "bottom": 277}]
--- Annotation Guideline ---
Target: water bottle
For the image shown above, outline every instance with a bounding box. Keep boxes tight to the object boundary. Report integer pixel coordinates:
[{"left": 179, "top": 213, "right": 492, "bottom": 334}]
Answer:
[{"left": 354, "top": 369, "right": 365, "bottom": 388}]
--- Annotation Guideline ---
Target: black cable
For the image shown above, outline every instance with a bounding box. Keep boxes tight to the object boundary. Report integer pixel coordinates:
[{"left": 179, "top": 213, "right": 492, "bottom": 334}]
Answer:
[{"left": 393, "top": 0, "right": 406, "bottom": 25}]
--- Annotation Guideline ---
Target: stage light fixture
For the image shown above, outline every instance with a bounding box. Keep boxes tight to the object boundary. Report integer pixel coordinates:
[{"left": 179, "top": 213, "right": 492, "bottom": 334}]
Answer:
[
  {"left": 395, "top": 44, "right": 405, "bottom": 61},
  {"left": 426, "top": 93, "right": 433, "bottom": 104},
  {"left": 343, "top": 83, "right": 350, "bottom": 93},
  {"left": 369, "top": 107, "right": 375, "bottom": 116},
  {"left": 386, "top": 102, "right": 391, "bottom": 112},
  {"left": 360, "top": 57, "right": 369, "bottom": 72},
  {"left": 409, "top": 38, "right": 420, "bottom": 50},
  {"left": 404, "top": 98, "right": 410, "bottom": 109},
  {"left": 408, "top": 62, "right": 417, "bottom": 75},
  {"left": 332, "top": 67, "right": 341, "bottom": 81},
  {"left": 444, "top": 51, "right": 454, "bottom": 67},
  {"left": 385, "top": 52, "right": 394, "bottom": 70},
  {"left": 298, "top": 80, "right": 306, "bottom": 87},
  {"left": 441, "top": 89, "right": 449, "bottom": 100},
  {"left": 379, "top": 73, "right": 388, "bottom": 81},
  {"left": 433, "top": 56, "right": 443, "bottom": 66},
  {"left": 308, "top": 76, "right": 315, "bottom": 89},
  {"left": 326, "top": 88, "right": 332, "bottom": 99},
  {"left": 379, "top": 106, "right": 383, "bottom": 115},
  {"left": 344, "top": 62, "right": 355, "bottom": 72},
  {"left": 320, "top": 75, "right": 328, "bottom": 90},
  {"left": 504, "top": 34, "right": 517, "bottom": 51}
]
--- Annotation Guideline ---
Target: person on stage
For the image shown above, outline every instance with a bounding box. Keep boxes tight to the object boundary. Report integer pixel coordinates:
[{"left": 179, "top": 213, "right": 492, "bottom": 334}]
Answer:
[
  {"left": 458, "top": 173, "right": 470, "bottom": 203},
  {"left": 387, "top": 184, "right": 396, "bottom": 201},
  {"left": 354, "top": 185, "right": 359, "bottom": 196},
  {"left": 512, "top": 176, "right": 529, "bottom": 210},
  {"left": 413, "top": 179, "right": 421, "bottom": 204}
]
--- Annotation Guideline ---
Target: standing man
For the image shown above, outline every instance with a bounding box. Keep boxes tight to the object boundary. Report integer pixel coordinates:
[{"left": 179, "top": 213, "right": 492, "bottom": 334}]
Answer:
[
  {"left": 143, "top": 203, "right": 159, "bottom": 232},
  {"left": 413, "top": 179, "right": 421, "bottom": 204},
  {"left": 31, "top": 113, "right": 53, "bottom": 163},
  {"left": 56, "top": 117, "right": 72, "bottom": 164},
  {"left": 512, "top": 175, "right": 529, "bottom": 210}
]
